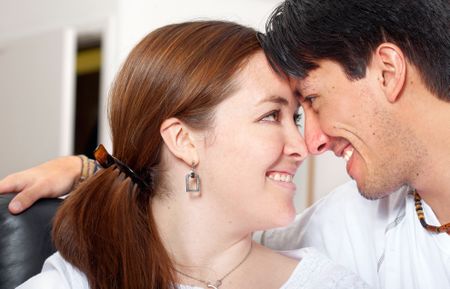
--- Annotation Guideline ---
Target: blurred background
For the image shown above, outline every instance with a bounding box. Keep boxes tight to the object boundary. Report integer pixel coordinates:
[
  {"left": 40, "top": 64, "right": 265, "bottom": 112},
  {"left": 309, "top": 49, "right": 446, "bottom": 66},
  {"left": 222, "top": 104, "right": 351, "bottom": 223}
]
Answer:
[{"left": 0, "top": 0, "right": 350, "bottom": 212}]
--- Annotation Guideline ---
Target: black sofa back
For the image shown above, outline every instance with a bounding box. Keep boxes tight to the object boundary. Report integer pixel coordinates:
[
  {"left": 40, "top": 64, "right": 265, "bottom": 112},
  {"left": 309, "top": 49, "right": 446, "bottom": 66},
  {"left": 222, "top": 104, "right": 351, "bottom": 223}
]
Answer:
[{"left": 0, "top": 193, "right": 62, "bottom": 289}]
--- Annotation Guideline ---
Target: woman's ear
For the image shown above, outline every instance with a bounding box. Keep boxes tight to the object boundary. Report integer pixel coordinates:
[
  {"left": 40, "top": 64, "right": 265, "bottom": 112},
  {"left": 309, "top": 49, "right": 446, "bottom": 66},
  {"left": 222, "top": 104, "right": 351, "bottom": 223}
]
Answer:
[
  {"left": 373, "top": 43, "right": 406, "bottom": 103},
  {"left": 160, "top": 118, "right": 199, "bottom": 166}
]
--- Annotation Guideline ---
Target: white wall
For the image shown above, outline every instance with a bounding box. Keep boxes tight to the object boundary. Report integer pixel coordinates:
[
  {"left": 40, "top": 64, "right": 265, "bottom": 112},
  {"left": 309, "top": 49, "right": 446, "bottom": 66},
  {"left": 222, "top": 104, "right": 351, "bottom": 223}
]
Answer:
[
  {"left": 311, "top": 153, "right": 351, "bottom": 202},
  {"left": 0, "top": 0, "right": 117, "bottom": 44},
  {"left": 114, "top": 0, "right": 279, "bottom": 62}
]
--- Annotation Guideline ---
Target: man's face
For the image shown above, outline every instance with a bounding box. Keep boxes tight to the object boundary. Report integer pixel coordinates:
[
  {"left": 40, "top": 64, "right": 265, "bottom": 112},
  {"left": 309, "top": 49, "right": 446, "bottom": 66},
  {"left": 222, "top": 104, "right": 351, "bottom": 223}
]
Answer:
[{"left": 292, "top": 60, "right": 417, "bottom": 199}]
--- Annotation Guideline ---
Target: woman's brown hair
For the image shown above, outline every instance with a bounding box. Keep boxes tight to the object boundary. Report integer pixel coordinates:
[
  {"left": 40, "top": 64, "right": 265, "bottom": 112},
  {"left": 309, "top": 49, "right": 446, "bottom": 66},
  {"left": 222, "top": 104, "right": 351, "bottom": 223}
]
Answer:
[{"left": 52, "top": 21, "right": 261, "bottom": 289}]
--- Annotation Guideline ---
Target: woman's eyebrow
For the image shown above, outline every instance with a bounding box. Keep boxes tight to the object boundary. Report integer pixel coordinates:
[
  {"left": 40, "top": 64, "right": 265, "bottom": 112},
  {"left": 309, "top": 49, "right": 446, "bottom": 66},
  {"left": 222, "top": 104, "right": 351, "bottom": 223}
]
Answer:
[{"left": 257, "top": 95, "right": 290, "bottom": 106}]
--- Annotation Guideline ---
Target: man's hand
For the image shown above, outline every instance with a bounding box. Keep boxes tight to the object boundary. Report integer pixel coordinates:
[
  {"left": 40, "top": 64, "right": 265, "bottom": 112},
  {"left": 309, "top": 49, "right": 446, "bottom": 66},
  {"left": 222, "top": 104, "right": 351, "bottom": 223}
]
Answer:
[{"left": 0, "top": 156, "right": 82, "bottom": 214}]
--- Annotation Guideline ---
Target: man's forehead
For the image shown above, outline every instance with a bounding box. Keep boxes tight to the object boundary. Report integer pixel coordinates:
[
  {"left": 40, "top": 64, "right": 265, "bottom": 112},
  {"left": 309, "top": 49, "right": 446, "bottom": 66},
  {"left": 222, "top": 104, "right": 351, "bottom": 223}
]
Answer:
[{"left": 288, "top": 77, "right": 313, "bottom": 98}]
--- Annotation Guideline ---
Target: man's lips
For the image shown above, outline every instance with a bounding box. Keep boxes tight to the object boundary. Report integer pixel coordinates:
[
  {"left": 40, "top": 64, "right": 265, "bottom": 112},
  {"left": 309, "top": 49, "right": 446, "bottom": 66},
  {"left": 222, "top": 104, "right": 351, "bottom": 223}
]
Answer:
[{"left": 334, "top": 143, "right": 355, "bottom": 160}]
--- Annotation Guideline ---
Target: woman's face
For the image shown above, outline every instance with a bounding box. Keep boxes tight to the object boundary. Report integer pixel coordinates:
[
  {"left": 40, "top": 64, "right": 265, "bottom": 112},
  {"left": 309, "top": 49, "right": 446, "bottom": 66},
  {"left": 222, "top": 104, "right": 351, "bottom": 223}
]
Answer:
[{"left": 197, "top": 51, "right": 307, "bottom": 231}]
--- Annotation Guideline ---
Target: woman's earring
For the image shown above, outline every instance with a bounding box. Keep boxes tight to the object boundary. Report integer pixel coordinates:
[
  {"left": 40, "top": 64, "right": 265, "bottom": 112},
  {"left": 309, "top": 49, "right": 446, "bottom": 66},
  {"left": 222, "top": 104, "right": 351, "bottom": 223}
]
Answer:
[{"left": 185, "top": 162, "right": 200, "bottom": 193}]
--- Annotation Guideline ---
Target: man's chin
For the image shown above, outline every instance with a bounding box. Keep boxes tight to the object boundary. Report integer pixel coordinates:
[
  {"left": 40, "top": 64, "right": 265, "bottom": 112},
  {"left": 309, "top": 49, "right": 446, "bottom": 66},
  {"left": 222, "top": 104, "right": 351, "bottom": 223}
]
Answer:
[
  {"left": 356, "top": 182, "right": 405, "bottom": 200},
  {"left": 348, "top": 174, "right": 378, "bottom": 200},
  {"left": 358, "top": 190, "right": 387, "bottom": 200}
]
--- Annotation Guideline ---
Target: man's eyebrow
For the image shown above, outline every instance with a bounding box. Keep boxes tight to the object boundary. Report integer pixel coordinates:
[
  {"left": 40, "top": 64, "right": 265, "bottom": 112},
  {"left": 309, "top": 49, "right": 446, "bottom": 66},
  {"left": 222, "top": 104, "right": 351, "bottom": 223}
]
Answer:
[
  {"left": 296, "top": 79, "right": 313, "bottom": 97},
  {"left": 257, "top": 95, "right": 290, "bottom": 106}
]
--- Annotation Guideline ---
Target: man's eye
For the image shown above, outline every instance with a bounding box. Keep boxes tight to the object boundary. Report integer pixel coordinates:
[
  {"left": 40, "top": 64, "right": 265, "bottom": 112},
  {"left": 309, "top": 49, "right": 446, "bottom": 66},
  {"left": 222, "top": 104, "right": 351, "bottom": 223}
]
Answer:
[
  {"left": 261, "top": 110, "right": 280, "bottom": 122},
  {"left": 305, "top": 95, "right": 317, "bottom": 103}
]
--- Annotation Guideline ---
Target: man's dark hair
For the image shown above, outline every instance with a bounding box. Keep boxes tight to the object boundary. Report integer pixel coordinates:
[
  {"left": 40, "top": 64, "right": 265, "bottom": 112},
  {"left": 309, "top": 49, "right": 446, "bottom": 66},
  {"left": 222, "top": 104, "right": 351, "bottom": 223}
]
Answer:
[{"left": 260, "top": 0, "right": 450, "bottom": 100}]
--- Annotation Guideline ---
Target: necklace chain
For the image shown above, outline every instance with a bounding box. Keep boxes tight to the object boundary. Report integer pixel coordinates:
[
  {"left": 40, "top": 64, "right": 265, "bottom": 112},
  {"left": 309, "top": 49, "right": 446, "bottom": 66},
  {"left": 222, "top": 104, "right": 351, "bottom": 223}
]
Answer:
[
  {"left": 174, "top": 242, "right": 253, "bottom": 289},
  {"left": 414, "top": 190, "right": 450, "bottom": 235}
]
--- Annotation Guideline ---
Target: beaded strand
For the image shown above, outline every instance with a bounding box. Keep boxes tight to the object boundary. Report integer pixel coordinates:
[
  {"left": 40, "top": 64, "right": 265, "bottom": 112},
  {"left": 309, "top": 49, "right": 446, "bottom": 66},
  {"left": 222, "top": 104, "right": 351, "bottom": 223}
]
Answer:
[{"left": 414, "top": 191, "right": 450, "bottom": 235}]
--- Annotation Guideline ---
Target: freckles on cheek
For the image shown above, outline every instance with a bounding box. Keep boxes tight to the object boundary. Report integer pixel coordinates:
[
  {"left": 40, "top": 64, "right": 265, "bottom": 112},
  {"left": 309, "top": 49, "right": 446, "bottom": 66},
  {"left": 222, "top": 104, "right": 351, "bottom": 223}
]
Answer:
[
  {"left": 214, "top": 125, "right": 283, "bottom": 160},
  {"left": 209, "top": 129, "right": 247, "bottom": 158}
]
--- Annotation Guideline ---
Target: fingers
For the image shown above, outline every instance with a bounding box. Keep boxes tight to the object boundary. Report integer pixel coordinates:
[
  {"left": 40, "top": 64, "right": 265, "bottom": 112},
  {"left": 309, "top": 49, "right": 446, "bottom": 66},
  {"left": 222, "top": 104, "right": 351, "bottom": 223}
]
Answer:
[
  {"left": 0, "top": 172, "right": 38, "bottom": 214},
  {"left": 0, "top": 173, "right": 25, "bottom": 195},
  {"left": 0, "top": 156, "right": 82, "bottom": 214},
  {"left": 9, "top": 189, "right": 42, "bottom": 214}
]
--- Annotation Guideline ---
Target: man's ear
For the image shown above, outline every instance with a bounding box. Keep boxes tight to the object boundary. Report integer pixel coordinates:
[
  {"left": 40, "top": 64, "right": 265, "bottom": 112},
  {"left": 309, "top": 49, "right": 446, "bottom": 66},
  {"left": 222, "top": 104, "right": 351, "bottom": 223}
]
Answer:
[
  {"left": 373, "top": 43, "right": 406, "bottom": 103},
  {"left": 160, "top": 118, "right": 199, "bottom": 166}
]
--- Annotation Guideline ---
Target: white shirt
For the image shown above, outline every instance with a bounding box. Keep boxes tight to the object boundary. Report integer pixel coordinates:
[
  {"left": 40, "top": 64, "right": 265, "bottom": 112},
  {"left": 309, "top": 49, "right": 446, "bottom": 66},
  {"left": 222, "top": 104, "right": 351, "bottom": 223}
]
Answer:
[
  {"left": 258, "top": 181, "right": 450, "bottom": 289},
  {"left": 17, "top": 248, "right": 370, "bottom": 289}
]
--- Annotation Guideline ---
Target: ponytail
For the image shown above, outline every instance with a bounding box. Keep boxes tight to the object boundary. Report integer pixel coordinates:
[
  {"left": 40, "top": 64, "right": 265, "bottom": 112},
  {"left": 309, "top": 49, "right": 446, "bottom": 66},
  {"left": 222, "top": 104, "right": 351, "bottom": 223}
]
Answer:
[{"left": 52, "top": 166, "right": 175, "bottom": 289}]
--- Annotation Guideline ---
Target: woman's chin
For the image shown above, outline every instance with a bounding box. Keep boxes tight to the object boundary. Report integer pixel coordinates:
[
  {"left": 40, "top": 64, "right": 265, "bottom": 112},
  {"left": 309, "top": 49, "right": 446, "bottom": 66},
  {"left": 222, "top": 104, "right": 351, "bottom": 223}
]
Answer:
[{"left": 266, "top": 207, "right": 297, "bottom": 230}]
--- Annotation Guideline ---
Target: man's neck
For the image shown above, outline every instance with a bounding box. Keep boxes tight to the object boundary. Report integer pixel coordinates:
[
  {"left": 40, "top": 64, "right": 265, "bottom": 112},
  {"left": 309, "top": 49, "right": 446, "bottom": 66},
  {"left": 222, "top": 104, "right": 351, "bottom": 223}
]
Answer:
[
  {"left": 417, "top": 187, "right": 450, "bottom": 226},
  {"left": 411, "top": 95, "right": 450, "bottom": 225}
]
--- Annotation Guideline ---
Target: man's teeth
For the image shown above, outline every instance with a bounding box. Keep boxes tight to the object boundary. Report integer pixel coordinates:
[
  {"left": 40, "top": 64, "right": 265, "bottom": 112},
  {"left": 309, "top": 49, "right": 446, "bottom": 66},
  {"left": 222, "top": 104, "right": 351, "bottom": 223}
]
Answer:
[
  {"left": 268, "top": 173, "right": 293, "bottom": 183},
  {"left": 343, "top": 149, "right": 354, "bottom": 162}
]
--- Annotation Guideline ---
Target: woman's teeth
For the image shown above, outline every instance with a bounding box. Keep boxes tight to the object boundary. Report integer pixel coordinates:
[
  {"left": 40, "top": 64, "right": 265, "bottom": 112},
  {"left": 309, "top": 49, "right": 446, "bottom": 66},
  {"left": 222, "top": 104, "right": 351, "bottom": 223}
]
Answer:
[{"left": 267, "top": 173, "right": 293, "bottom": 183}]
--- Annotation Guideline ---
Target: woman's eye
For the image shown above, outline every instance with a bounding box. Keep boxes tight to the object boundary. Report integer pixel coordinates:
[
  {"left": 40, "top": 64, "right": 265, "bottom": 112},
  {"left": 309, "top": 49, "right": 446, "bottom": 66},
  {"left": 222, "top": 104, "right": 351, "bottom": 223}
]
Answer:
[
  {"left": 261, "top": 110, "right": 280, "bottom": 122},
  {"left": 294, "top": 113, "right": 303, "bottom": 127}
]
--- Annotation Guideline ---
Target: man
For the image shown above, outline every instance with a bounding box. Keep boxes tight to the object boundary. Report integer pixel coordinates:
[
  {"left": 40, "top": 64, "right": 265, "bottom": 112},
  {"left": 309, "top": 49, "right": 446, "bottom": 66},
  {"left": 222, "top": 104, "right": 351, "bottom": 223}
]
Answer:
[{"left": 256, "top": 0, "right": 450, "bottom": 288}]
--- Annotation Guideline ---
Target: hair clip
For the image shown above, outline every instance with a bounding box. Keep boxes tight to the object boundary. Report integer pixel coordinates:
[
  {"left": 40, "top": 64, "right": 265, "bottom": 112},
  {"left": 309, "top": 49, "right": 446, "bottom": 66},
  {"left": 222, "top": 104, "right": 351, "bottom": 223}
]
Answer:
[{"left": 94, "top": 144, "right": 150, "bottom": 191}]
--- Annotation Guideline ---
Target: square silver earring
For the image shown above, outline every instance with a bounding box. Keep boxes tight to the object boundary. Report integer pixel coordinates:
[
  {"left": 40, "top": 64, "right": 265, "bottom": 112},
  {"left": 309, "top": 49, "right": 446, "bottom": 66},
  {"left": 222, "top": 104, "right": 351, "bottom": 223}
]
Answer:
[{"left": 185, "top": 163, "right": 200, "bottom": 193}]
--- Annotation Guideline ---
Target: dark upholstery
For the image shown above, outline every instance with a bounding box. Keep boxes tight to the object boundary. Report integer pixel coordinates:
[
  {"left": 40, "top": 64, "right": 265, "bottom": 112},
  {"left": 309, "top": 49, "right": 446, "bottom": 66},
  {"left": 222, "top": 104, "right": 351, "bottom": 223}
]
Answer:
[{"left": 0, "top": 193, "right": 62, "bottom": 289}]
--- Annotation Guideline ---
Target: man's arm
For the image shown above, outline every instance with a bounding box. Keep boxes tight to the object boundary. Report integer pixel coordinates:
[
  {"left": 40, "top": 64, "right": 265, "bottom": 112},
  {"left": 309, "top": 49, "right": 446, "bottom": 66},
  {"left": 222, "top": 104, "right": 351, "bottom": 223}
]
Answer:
[{"left": 0, "top": 156, "right": 83, "bottom": 214}]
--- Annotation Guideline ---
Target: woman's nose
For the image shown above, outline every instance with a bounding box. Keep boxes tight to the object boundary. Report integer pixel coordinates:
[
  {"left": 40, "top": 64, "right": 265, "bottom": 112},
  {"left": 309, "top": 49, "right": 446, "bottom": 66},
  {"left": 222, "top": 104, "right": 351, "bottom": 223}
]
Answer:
[
  {"left": 284, "top": 125, "right": 308, "bottom": 163},
  {"left": 304, "top": 110, "right": 331, "bottom": 155}
]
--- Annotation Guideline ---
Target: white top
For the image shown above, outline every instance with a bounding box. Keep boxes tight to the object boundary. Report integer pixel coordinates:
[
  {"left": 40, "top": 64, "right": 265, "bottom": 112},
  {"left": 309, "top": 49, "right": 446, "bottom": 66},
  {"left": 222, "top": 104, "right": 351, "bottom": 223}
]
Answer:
[
  {"left": 17, "top": 247, "right": 370, "bottom": 289},
  {"left": 258, "top": 181, "right": 450, "bottom": 289}
]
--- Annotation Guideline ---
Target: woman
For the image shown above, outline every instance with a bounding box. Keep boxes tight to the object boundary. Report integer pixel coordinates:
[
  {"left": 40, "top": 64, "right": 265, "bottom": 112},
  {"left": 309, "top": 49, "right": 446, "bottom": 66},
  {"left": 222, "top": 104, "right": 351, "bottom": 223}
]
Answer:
[{"left": 9, "top": 21, "right": 368, "bottom": 289}]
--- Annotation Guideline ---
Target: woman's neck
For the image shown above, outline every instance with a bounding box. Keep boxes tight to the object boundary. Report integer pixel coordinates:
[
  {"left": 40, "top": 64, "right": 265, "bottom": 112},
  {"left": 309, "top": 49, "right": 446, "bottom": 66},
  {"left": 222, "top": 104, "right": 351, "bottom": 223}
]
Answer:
[
  {"left": 151, "top": 190, "right": 300, "bottom": 289},
  {"left": 152, "top": 193, "right": 253, "bottom": 277}
]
